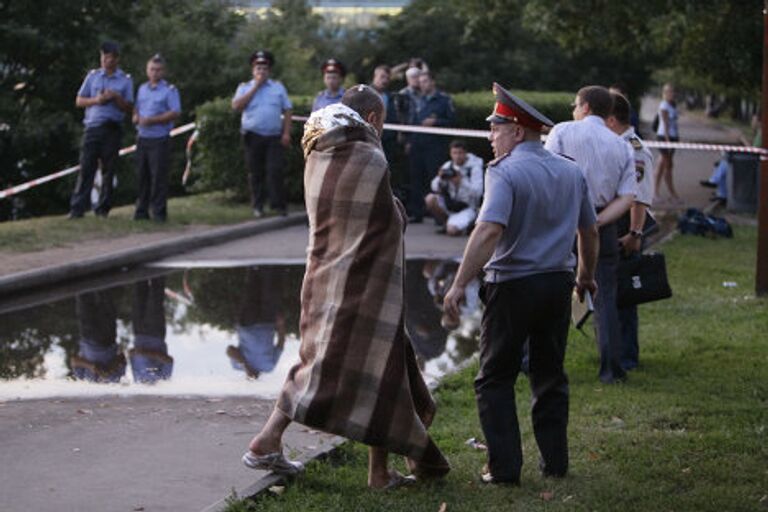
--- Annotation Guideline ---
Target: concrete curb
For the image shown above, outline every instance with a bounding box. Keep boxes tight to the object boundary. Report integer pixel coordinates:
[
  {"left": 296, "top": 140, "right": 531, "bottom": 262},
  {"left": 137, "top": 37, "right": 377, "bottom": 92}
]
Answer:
[
  {"left": 0, "top": 212, "right": 307, "bottom": 296},
  {"left": 201, "top": 437, "right": 346, "bottom": 512}
]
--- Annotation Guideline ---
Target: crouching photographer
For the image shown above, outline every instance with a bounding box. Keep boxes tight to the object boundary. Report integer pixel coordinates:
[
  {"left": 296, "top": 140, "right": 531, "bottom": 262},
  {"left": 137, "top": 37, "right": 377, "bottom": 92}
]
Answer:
[{"left": 424, "top": 140, "right": 484, "bottom": 236}]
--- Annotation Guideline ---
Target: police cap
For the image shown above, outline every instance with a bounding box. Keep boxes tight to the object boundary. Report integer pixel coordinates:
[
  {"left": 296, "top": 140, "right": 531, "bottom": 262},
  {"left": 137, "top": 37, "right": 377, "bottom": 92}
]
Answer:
[
  {"left": 321, "top": 58, "right": 346, "bottom": 77},
  {"left": 486, "top": 82, "right": 554, "bottom": 132},
  {"left": 100, "top": 41, "right": 120, "bottom": 55},
  {"left": 249, "top": 50, "right": 274, "bottom": 67}
]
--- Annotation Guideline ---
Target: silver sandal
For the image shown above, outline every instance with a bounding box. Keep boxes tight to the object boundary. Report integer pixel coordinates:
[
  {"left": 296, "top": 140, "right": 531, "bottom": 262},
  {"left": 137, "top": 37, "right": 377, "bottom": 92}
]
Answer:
[{"left": 242, "top": 451, "right": 305, "bottom": 476}]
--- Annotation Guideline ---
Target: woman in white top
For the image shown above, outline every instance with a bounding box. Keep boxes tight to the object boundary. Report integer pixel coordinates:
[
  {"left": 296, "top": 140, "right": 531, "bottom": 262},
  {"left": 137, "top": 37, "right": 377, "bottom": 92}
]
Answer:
[{"left": 654, "top": 83, "right": 682, "bottom": 204}]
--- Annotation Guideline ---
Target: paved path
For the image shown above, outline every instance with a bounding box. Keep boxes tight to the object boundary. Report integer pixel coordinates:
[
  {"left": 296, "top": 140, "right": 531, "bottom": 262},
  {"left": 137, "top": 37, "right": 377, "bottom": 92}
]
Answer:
[
  {"left": 154, "top": 220, "right": 468, "bottom": 268},
  {"left": 0, "top": 396, "right": 337, "bottom": 512},
  {"left": 640, "top": 96, "right": 743, "bottom": 211}
]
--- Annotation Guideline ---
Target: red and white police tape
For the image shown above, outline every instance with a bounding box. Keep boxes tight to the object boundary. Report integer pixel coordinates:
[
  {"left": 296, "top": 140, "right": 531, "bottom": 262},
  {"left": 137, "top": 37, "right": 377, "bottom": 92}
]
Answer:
[
  {"left": 1, "top": 117, "right": 764, "bottom": 201},
  {"left": 0, "top": 122, "right": 196, "bottom": 200}
]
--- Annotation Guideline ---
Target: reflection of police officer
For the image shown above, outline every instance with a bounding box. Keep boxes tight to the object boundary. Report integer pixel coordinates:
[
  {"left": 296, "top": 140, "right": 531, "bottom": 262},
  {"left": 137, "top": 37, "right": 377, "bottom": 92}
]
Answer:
[
  {"left": 70, "top": 290, "right": 126, "bottom": 383},
  {"left": 405, "top": 260, "right": 447, "bottom": 362},
  {"left": 226, "top": 267, "right": 286, "bottom": 379},
  {"left": 406, "top": 72, "right": 455, "bottom": 222},
  {"left": 232, "top": 50, "right": 293, "bottom": 218},
  {"left": 606, "top": 92, "right": 654, "bottom": 371},
  {"left": 311, "top": 59, "right": 345, "bottom": 112},
  {"left": 444, "top": 83, "right": 599, "bottom": 484},
  {"left": 130, "top": 277, "right": 173, "bottom": 384},
  {"left": 544, "top": 85, "right": 637, "bottom": 384},
  {"left": 69, "top": 41, "right": 134, "bottom": 219}
]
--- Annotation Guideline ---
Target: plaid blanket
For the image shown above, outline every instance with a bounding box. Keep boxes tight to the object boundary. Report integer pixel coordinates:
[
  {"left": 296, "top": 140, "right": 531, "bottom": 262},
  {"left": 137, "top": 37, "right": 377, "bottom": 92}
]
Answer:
[{"left": 276, "top": 104, "right": 448, "bottom": 471}]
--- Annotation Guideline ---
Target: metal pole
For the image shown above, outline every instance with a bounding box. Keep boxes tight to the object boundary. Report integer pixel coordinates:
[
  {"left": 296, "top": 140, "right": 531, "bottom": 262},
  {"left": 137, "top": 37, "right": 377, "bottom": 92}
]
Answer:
[{"left": 757, "top": 2, "right": 768, "bottom": 295}]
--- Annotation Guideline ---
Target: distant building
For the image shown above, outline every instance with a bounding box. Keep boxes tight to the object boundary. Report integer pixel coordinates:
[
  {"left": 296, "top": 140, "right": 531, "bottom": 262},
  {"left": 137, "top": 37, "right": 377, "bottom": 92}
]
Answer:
[{"left": 233, "top": 0, "right": 410, "bottom": 27}]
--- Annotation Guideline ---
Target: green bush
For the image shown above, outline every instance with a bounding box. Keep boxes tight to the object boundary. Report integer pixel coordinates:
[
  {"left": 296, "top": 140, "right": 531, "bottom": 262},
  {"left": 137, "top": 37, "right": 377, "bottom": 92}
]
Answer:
[
  {"left": 192, "top": 95, "right": 313, "bottom": 203},
  {"left": 192, "top": 90, "right": 572, "bottom": 203}
]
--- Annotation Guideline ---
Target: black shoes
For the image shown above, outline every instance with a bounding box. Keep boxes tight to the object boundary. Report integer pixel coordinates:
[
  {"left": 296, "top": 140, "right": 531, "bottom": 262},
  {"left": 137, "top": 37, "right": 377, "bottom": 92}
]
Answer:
[{"left": 699, "top": 180, "right": 717, "bottom": 189}]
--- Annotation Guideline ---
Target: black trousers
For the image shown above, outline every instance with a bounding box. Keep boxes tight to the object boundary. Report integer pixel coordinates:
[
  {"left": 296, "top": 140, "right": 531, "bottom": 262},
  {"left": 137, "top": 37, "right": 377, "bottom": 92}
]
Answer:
[
  {"left": 70, "top": 123, "right": 123, "bottom": 216},
  {"left": 242, "top": 132, "right": 285, "bottom": 211},
  {"left": 593, "top": 223, "right": 626, "bottom": 383},
  {"left": 134, "top": 136, "right": 170, "bottom": 220},
  {"left": 407, "top": 140, "right": 446, "bottom": 219},
  {"left": 475, "top": 271, "right": 573, "bottom": 482}
]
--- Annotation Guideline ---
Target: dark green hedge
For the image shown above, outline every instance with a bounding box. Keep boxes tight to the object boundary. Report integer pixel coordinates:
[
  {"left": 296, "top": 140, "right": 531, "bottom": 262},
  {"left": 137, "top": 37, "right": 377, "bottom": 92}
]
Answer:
[{"left": 192, "top": 90, "right": 572, "bottom": 203}]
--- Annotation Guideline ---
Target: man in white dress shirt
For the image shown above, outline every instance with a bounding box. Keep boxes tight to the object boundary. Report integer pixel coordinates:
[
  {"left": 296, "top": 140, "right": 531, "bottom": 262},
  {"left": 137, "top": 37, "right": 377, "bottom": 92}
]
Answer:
[{"left": 544, "top": 85, "right": 636, "bottom": 384}]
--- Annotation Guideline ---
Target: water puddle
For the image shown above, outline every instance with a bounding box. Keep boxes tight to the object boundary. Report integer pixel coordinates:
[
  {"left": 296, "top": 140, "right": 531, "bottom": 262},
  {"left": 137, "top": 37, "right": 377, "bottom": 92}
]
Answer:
[{"left": 0, "top": 260, "right": 480, "bottom": 400}]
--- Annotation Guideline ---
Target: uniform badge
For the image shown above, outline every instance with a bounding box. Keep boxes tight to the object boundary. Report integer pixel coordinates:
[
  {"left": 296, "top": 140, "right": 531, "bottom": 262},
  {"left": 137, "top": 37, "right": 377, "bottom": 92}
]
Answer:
[{"left": 635, "top": 162, "right": 646, "bottom": 182}]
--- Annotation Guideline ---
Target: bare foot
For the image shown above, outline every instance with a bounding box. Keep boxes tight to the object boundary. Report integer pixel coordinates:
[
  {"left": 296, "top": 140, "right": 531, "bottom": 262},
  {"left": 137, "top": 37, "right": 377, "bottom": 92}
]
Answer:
[{"left": 404, "top": 457, "right": 450, "bottom": 479}]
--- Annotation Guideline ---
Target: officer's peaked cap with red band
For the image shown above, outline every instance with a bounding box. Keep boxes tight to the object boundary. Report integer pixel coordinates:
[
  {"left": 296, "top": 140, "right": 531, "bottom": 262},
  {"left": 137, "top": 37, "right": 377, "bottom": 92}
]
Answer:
[
  {"left": 486, "top": 82, "right": 554, "bottom": 132},
  {"left": 321, "top": 58, "right": 346, "bottom": 76},
  {"left": 250, "top": 50, "right": 274, "bottom": 67}
]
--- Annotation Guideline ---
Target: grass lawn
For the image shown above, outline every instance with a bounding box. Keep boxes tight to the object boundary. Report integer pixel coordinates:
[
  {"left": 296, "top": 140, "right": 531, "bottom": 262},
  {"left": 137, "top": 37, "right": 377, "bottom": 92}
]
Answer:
[
  {"left": 0, "top": 192, "right": 260, "bottom": 253},
  {"left": 226, "top": 225, "right": 768, "bottom": 512}
]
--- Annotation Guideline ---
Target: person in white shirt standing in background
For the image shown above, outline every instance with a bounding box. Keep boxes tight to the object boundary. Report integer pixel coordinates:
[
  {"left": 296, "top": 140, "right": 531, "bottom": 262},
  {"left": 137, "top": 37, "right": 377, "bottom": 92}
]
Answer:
[{"left": 654, "top": 83, "right": 682, "bottom": 205}]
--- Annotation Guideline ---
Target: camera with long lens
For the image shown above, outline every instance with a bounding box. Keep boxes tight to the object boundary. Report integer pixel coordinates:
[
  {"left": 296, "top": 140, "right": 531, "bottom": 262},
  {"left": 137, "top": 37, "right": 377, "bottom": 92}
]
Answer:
[{"left": 440, "top": 165, "right": 458, "bottom": 180}]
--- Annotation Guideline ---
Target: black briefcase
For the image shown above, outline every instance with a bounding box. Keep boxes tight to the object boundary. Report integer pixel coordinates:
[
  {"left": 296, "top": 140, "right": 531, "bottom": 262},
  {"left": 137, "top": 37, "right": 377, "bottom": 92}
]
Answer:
[{"left": 617, "top": 252, "right": 673, "bottom": 308}]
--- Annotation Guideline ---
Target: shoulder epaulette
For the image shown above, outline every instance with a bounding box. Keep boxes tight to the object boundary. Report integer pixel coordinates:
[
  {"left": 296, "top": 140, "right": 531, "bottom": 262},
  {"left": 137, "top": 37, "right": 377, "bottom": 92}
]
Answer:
[{"left": 628, "top": 136, "right": 643, "bottom": 150}]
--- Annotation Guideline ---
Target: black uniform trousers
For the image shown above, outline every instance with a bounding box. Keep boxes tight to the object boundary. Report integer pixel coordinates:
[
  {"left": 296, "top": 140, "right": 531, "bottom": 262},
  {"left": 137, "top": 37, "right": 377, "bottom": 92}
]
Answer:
[
  {"left": 242, "top": 132, "right": 286, "bottom": 212},
  {"left": 407, "top": 139, "right": 446, "bottom": 220},
  {"left": 134, "top": 136, "right": 170, "bottom": 221},
  {"left": 475, "top": 271, "right": 573, "bottom": 483},
  {"left": 593, "top": 222, "right": 627, "bottom": 383},
  {"left": 70, "top": 122, "right": 122, "bottom": 217}
]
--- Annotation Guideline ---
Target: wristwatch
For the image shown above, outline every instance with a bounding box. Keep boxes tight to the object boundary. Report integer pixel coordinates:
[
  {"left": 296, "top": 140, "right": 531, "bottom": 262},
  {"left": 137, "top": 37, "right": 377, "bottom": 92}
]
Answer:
[{"left": 630, "top": 229, "right": 643, "bottom": 239}]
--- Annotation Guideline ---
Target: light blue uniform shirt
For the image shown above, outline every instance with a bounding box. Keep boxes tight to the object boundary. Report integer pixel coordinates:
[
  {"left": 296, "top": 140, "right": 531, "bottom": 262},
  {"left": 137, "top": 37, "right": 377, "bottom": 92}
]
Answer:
[
  {"left": 478, "top": 141, "right": 597, "bottom": 282},
  {"left": 135, "top": 79, "right": 181, "bottom": 139},
  {"left": 311, "top": 88, "right": 345, "bottom": 112},
  {"left": 77, "top": 68, "right": 134, "bottom": 128},
  {"left": 234, "top": 79, "right": 292, "bottom": 136}
]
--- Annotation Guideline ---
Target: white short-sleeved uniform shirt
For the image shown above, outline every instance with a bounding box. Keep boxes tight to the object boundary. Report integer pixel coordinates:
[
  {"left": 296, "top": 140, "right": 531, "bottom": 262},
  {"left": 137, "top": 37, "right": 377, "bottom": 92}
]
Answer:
[
  {"left": 621, "top": 127, "right": 654, "bottom": 206},
  {"left": 544, "top": 115, "right": 636, "bottom": 208}
]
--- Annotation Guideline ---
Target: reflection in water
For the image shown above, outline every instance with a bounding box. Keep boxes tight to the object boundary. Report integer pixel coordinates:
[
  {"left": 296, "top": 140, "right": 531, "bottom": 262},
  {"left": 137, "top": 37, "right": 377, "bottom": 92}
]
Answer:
[
  {"left": 0, "top": 260, "right": 481, "bottom": 397},
  {"left": 70, "top": 290, "right": 126, "bottom": 383},
  {"left": 228, "top": 268, "right": 286, "bottom": 379},
  {"left": 130, "top": 278, "right": 173, "bottom": 384}
]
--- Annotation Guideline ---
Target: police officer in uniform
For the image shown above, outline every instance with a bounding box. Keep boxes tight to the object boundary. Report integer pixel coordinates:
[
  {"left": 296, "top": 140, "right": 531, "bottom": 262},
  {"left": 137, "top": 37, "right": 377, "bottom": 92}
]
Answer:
[
  {"left": 407, "top": 71, "right": 455, "bottom": 222},
  {"left": 606, "top": 91, "right": 654, "bottom": 371},
  {"left": 544, "top": 85, "right": 636, "bottom": 384},
  {"left": 69, "top": 41, "right": 134, "bottom": 219},
  {"left": 133, "top": 54, "right": 181, "bottom": 222},
  {"left": 444, "top": 83, "right": 599, "bottom": 484},
  {"left": 311, "top": 59, "right": 345, "bottom": 112},
  {"left": 232, "top": 50, "right": 293, "bottom": 217}
]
